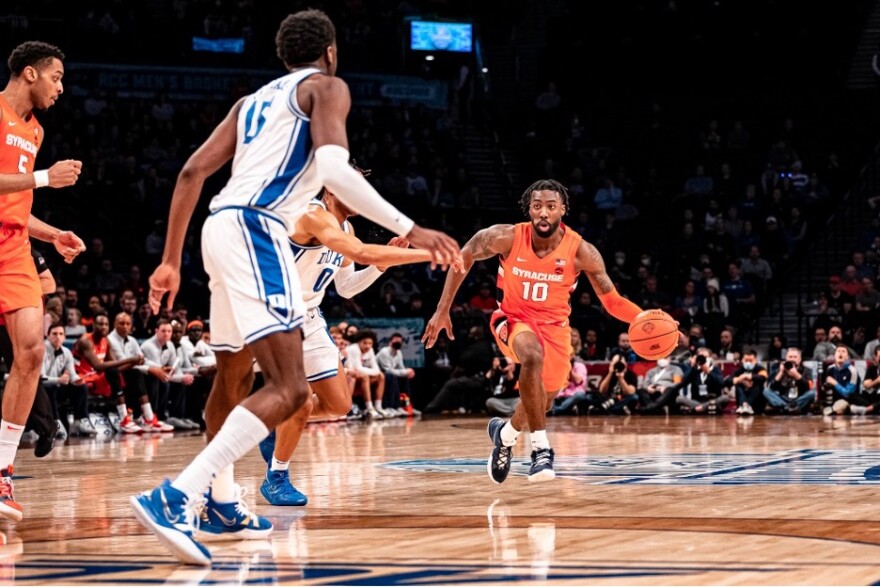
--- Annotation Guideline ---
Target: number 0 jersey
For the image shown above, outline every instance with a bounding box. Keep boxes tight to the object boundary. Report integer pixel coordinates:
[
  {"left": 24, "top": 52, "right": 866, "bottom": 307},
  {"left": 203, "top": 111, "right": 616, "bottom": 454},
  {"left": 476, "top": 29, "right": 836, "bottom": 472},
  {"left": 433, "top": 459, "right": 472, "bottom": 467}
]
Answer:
[
  {"left": 496, "top": 222, "right": 582, "bottom": 325},
  {"left": 290, "top": 200, "right": 351, "bottom": 308},
  {"left": 209, "top": 67, "right": 324, "bottom": 230}
]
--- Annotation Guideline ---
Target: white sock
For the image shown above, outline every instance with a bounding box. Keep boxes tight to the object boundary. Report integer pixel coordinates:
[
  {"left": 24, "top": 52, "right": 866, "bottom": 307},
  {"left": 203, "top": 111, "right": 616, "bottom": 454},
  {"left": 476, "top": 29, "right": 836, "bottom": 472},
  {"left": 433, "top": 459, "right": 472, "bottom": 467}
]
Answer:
[
  {"left": 210, "top": 464, "right": 235, "bottom": 503},
  {"left": 375, "top": 400, "right": 384, "bottom": 411},
  {"left": 271, "top": 457, "right": 289, "bottom": 471},
  {"left": 500, "top": 421, "right": 520, "bottom": 447},
  {"left": 117, "top": 404, "right": 128, "bottom": 419},
  {"left": 0, "top": 420, "right": 24, "bottom": 470},
  {"left": 530, "top": 430, "right": 550, "bottom": 450},
  {"left": 365, "top": 401, "right": 374, "bottom": 410},
  {"left": 172, "top": 406, "right": 269, "bottom": 499},
  {"left": 141, "top": 402, "right": 154, "bottom": 421}
]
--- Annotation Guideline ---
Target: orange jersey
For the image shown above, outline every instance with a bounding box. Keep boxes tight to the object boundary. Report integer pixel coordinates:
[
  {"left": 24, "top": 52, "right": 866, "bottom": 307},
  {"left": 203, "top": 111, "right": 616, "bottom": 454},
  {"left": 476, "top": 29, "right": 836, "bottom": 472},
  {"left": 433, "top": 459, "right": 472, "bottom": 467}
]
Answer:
[
  {"left": 0, "top": 94, "right": 42, "bottom": 241},
  {"left": 496, "top": 222, "right": 582, "bottom": 324},
  {"left": 74, "top": 333, "right": 108, "bottom": 378}
]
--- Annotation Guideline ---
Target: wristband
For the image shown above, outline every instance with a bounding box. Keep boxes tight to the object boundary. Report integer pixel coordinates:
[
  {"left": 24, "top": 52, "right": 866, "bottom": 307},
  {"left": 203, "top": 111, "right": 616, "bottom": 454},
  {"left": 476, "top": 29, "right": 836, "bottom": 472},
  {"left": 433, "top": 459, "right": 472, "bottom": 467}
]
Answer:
[{"left": 33, "top": 170, "right": 49, "bottom": 188}]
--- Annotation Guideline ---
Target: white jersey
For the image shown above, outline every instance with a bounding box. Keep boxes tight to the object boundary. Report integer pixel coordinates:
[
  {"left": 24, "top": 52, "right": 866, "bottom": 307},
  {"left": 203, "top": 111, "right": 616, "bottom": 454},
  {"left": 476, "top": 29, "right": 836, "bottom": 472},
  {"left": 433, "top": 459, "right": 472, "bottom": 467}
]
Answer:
[
  {"left": 209, "top": 67, "right": 324, "bottom": 230},
  {"left": 292, "top": 200, "right": 350, "bottom": 308}
]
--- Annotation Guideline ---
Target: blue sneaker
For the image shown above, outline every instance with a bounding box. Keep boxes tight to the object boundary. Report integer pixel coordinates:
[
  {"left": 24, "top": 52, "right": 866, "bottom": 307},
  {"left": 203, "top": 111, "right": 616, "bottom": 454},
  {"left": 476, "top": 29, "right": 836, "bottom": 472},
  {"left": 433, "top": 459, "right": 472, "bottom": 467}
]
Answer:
[
  {"left": 260, "top": 469, "right": 308, "bottom": 506},
  {"left": 129, "top": 480, "right": 212, "bottom": 566},
  {"left": 259, "top": 430, "right": 276, "bottom": 464},
  {"left": 528, "top": 448, "right": 555, "bottom": 482},
  {"left": 487, "top": 417, "right": 513, "bottom": 484},
  {"left": 197, "top": 484, "right": 273, "bottom": 542}
]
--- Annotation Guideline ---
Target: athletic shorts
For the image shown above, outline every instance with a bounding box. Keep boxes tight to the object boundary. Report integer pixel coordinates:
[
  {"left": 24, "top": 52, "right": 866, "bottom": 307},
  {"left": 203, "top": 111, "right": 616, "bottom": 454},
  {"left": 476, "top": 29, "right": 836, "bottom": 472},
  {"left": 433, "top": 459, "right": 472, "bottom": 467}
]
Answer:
[
  {"left": 490, "top": 309, "right": 572, "bottom": 392},
  {"left": 302, "top": 307, "right": 341, "bottom": 382},
  {"left": 0, "top": 236, "right": 41, "bottom": 315},
  {"left": 202, "top": 207, "right": 306, "bottom": 352}
]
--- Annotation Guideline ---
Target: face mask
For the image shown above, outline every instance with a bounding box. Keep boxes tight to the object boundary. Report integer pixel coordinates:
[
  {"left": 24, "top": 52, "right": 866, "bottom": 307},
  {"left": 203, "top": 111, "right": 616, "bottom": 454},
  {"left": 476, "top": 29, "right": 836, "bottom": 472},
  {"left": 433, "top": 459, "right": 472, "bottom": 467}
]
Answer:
[
  {"left": 656, "top": 359, "right": 669, "bottom": 368},
  {"left": 615, "top": 256, "right": 625, "bottom": 266},
  {"left": 391, "top": 341, "right": 403, "bottom": 350},
  {"left": 742, "top": 362, "right": 755, "bottom": 370}
]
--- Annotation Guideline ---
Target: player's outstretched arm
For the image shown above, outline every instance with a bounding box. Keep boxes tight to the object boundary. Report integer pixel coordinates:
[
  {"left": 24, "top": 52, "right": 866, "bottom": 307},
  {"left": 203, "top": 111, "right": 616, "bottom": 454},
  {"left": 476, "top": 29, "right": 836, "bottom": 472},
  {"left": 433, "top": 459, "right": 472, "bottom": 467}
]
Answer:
[
  {"left": 148, "top": 98, "right": 243, "bottom": 312},
  {"left": 576, "top": 240, "right": 643, "bottom": 323},
  {"left": 422, "top": 224, "right": 514, "bottom": 348},
  {"left": 304, "top": 75, "right": 459, "bottom": 267},
  {"left": 0, "top": 159, "right": 82, "bottom": 195},
  {"left": 300, "top": 209, "right": 435, "bottom": 268}
]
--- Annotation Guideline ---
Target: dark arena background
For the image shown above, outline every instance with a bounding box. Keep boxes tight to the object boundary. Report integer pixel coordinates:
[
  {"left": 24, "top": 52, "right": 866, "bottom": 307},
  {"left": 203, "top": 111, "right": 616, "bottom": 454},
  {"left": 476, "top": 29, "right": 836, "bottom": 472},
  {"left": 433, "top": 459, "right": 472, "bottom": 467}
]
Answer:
[{"left": 2, "top": 0, "right": 880, "bottom": 585}]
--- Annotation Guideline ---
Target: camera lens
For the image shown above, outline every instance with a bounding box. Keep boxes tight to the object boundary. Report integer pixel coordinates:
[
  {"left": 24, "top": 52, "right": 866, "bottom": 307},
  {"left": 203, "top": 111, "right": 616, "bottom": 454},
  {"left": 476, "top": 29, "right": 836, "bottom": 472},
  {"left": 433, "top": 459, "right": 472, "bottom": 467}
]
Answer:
[
  {"left": 696, "top": 355, "right": 707, "bottom": 365},
  {"left": 784, "top": 361, "right": 794, "bottom": 370}
]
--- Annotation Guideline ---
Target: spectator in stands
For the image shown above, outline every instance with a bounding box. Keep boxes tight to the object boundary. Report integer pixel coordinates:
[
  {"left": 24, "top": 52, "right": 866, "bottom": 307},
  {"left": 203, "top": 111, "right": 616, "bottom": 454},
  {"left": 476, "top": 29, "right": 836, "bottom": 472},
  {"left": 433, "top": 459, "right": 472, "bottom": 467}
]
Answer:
[
  {"left": 854, "top": 277, "right": 880, "bottom": 332},
  {"left": 759, "top": 216, "right": 789, "bottom": 267},
  {"left": 726, "top": 348, "right": 768, "bottom": 415},
  {"left": 42, "top": 324, "right": 93, "bottom": 437},
  {"left": 594, "top": 177, "right": 623, "bottom": 211},
  {"left": 839, "top": 265, "right": 863, "bottom": 298},
  {"left": 672, "top": 279, "right": 701, "bottom": 328},
  {"left": 763, "top": 347, "right": 814, "bottom": 414},
  {"left": 636, "top": 358, "right": 683, "bottom": 409},
  {"left": 597, "top": 354, "right": 639, "bottom": 415},
  {"left": 161, "top": 320, "right": 199, "bottom": 429},
  {"left": 346, "top": 330, "right": 386, "bottom": 419},
  {"left": 133, "top": 301, "right": 156, "bottom": 340},
  {"left": 374, "top": 283, "right": 406, "bottom": 316},
  {"left": 376, "top": 332, "right": 415, "bottom": 418},
  {"left": 485, "top": 358, "right": 520, "bottom": 418},
  {"left": 683, "top": 165, "right": 714, "bottom": 197},
  {"left": 699, "top": 278, "right": 729, "bottom": 340},
  {"left": 811, "top": 327, "right": 837, "bottom": 362},
  {"left": 722, "top": 262, "right": 756, "bottom": 324},
  {"left": 380, "top": 268, "right": 420, "bottom": 304},
  {"left": 863, "top": 325, "right": 880, "bottom": 360},
  {"left": 849, "top": 346, "right": 880, "bottom": 415},
  {"left": 766, "top": 334, "right": 787, "bottom": 363},
  {"left": 676, "top": 351, "right": 726, "bottom": 414},
  {"left": 551, "top": 354, "right": 589, "bottom": 416},
  {"left": 469, "top": 282, "right": 498, "bottom": 316},
  {"left": 65, "top": 307, "right": 86, "bottom": 338},
  {"left": 825, "top": 275, "right": 854, "bottom": 317},
  {"left": 716, "top": 328, "right": 741, "bottom": 362},
  {"left": 826, "top": 324, "right": 861, "bottom": 359},
  {"left": 179, "top": 320, "right": 215, "bottom": 429},
  {"left": 822, "top": 345, "right": 861, "bottom": 415},
  {"left": 423, "top": 326, "right": 495, "bottom": 414},
  {"left": 740, "top": 245, "right": 773, "bottom": 294},
  {"left": 637, "top": 276, "right": 673, "bottom": 313},
  {"left": 579, "top": 328, "right": 605, "bottom": 361},
  {"left": 852, "top": 251, "right": 873, "bottom": 281}
]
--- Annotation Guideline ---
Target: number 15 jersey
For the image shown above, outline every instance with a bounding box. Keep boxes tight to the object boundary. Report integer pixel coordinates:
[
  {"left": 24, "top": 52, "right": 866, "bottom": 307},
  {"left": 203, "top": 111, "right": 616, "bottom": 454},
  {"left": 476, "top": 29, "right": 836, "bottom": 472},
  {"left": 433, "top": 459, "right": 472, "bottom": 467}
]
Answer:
[{"left": 496, "top": 222, "right": 582, "bottom": 325}]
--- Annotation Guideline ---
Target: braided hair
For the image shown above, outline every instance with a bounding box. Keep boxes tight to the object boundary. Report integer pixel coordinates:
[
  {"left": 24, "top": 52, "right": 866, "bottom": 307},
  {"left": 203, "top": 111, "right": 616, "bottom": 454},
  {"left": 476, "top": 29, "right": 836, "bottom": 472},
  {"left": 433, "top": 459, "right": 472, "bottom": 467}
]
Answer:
[{"left": 519, "top": 179, "right": 570, "bottom": 216}]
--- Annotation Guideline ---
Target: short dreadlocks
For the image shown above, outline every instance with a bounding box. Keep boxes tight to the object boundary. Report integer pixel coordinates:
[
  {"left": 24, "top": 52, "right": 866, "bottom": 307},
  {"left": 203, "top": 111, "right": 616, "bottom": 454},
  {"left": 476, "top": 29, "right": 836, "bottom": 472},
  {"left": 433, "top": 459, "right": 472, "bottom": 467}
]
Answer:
[{"left": 519, "top": 179, "right": 570, "bottom": 216}]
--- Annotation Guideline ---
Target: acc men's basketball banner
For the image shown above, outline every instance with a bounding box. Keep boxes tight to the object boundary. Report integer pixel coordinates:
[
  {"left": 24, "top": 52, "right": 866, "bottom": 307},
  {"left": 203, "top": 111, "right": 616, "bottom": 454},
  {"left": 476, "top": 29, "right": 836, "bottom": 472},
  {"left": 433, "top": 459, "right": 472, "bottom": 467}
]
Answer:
[{"left": 349, "top": 318, "right": 425, "bottom": 368}]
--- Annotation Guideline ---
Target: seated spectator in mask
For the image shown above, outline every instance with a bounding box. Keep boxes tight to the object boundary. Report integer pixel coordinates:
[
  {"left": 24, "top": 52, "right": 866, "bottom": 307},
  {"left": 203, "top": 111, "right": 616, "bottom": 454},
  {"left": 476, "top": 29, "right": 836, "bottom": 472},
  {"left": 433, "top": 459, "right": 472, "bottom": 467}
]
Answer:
[
  {"left": 726, "top": 348, "right": 768, "bottom": 415},
  {"left": 636, "top": 357, "right": 683, "bottom": 408},
  {"left": 763, "top": 347, "right": 815, "bottom": 414}
]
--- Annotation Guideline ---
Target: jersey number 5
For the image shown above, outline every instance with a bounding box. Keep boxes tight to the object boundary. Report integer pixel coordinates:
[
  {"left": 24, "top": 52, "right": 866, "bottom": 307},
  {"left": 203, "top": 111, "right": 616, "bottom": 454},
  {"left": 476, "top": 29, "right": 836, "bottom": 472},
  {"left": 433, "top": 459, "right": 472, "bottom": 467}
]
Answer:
[
  {"left": 18, "top": 154, "right": 27, "bottom": 174},
  {"left": 521, "top": 281, "right": 548, "bottom": 302}
]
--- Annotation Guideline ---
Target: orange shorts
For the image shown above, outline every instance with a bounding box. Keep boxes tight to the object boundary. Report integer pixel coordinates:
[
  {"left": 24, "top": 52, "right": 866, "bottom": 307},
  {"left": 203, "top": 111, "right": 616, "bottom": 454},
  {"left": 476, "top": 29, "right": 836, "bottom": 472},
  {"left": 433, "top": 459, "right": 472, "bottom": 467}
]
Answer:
[
  {"left": 490, "top": 310, "right": 572, "bottom": 392},
  {"left": 0, "top": 243, "right": 41, "bottom": 315},
  {"left": 79, "top": 371, "right": 112, "bottom": 398}
]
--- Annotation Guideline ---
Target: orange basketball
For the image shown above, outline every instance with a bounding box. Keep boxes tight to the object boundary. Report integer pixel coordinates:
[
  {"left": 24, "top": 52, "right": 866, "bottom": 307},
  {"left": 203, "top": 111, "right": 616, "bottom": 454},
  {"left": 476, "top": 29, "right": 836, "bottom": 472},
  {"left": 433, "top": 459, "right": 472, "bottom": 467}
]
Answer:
[{"left": 628, "top": 309, "right": 680, "bottom": 361}]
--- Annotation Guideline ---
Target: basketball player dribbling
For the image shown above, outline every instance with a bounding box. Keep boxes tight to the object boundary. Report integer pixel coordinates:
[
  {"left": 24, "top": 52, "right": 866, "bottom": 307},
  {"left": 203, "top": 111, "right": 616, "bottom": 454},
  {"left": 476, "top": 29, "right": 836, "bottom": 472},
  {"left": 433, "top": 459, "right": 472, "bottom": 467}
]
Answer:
[
  {"left": 423, "top": 179, "right": 647, "bottom": 483},
  {"left": 131, "top": 9, "right": 459, "bottom": 565},
  {"left": 0, "top": 41, "right": 85, "bottom": 521}
]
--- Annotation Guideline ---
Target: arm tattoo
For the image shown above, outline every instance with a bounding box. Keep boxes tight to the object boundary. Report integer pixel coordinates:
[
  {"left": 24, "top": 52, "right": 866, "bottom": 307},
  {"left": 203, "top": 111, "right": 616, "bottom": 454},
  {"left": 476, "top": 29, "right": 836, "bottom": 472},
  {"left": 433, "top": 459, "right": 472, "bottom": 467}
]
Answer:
[
  {"left": 589, "top": 271, "right": 614, "bottom": 294},
  {"left": 465, "top": 229, "right": 497, "bottom": 261}
]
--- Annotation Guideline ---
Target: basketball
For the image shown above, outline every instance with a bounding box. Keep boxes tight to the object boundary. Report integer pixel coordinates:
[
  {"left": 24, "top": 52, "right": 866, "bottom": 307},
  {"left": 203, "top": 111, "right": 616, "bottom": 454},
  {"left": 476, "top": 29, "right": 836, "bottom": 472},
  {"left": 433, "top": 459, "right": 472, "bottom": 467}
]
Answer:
[{"left": 628, "top": 309, "right": 680, "bottom": 361}]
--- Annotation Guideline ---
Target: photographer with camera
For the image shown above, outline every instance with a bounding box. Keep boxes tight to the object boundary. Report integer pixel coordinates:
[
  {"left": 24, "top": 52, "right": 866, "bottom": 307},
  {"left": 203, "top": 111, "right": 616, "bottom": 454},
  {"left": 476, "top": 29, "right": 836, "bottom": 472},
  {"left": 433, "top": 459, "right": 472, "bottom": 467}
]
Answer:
[
  {"left": 845, "top": 346, "right": 880, "bottom": 416},
  {"left": 597, "top": 354, "right": 639, "bottom": 415},
  {"left": 550, "top": 352, "right": 589, "bottom": 416},
  {"left": 485, "top": 357, "right": 521, "bottom": 418},
  {"left": 763, "top": 347, "right": 814, "bottom": 414},
  {"left": 725, "top": 348, "right": 768, "bottom": 415},
  {"left": 675, "top": 349, "right": 725, "bottom": 414},
  {"left": 821, "top": 345, "right": 861, "bottom": 415}
]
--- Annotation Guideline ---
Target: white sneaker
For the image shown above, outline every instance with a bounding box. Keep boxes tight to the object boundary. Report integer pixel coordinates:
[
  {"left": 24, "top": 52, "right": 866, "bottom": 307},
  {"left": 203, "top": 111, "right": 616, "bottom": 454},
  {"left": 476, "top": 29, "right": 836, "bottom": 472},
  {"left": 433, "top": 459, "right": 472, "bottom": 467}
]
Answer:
[
  {"left": 182, "top": 418, "right": 202, "bottom": 430},
  {"left": 166, "top": 417, "right": 189, "bottom": 430},
  {"left": 20, "top": 430, "right": 38, "bottom": 444},
  {"left": 735, "top": 405, "right": 744, "bottom": 414},
  {"left": 366, "top": 407, "right": 384, "bottom": 420},
  {"left": 72, "top": 417, "right": 97, "bottom": 436},
  {"left": 55, "top": 420, "right": 68, "bottom": 441},
  {"left": 742, "top": 403, "right": 754, "bottom": 415}
]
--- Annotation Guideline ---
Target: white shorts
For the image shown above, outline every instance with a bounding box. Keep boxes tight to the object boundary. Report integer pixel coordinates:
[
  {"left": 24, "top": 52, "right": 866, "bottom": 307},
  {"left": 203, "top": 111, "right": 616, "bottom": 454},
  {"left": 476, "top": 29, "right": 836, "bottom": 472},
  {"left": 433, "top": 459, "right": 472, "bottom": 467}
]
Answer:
[
  {"left": 202, "top": 207, "right": 306, "bottom": 352},
  {"left": 302, "top": 307, "right": 341, "bottom": 382}
]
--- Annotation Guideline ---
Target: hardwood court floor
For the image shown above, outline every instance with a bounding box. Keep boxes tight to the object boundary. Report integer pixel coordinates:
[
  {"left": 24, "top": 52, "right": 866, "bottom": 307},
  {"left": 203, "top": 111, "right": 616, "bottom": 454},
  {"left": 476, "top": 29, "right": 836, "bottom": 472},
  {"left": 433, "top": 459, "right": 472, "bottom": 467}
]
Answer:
[{"left": 5, "top": 414, "right": 880, "bottom": 585}]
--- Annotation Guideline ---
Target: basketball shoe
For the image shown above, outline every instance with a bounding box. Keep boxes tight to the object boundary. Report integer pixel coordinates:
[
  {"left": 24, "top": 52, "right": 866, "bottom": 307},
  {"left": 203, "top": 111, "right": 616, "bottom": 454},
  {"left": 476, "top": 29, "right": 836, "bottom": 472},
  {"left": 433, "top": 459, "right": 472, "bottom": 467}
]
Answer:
[
  {"left": 260, "top": 469, "right": 308, "bottom": 506},
  {"left": 197, "top": 484, "right": 273, "bottom": 542},
  {"left": 141, "top": 415, "right": 174, "bottom": 433},
  {"left": 0, "top": 468, "right": 22, "bottom": 522},
  {"left": 118, "top": 410, "right": 142, "bottom": 434},
  {"left": 129, "top": 479, "right": 211, "bottom": 566},
  {"left": 259, "top": 430, "right": 276, "bottom": 464},
  {"left": 528, "top": 448, "right": 555, "bottom": 482},
  {"left": 487, "top": 417, "right": 513, "bottom": 484}
]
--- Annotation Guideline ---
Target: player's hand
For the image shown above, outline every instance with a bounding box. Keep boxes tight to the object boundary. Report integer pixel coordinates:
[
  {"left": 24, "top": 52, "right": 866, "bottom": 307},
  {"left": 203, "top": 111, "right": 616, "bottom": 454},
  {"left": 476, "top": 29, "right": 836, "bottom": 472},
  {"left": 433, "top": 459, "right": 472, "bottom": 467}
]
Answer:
[
  {"left": 53, "top": 231, "right": 86, "bottom": 264},
  {"left": 422, "top": 312, "right": 454, "bottom": 348},
  {"left": 376, "top": 236, "right": 411, "bottom": 272},
  {"left": 149, "top": 262, "right": 181, "bottom": 314},
  {"left": 47, "top": 159, "right": 82, "bottom": 188},
  {"left": 406, "top": 225, "right": 460, "bottom": 270}
]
